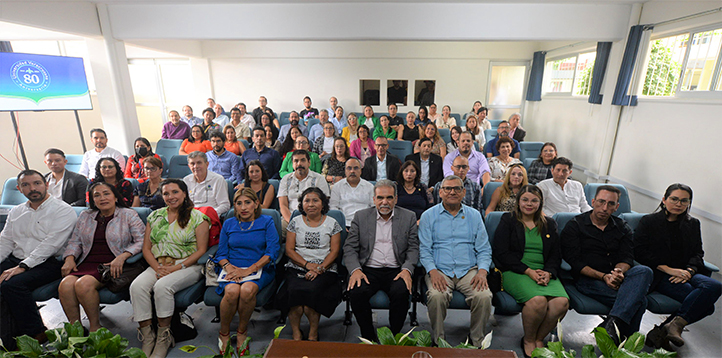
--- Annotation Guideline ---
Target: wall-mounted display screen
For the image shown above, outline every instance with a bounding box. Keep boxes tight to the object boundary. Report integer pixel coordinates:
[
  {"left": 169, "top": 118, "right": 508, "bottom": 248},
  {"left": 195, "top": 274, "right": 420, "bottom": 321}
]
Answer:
[{"left": 0, "top": 52, "right": 92, "bottom": 111}]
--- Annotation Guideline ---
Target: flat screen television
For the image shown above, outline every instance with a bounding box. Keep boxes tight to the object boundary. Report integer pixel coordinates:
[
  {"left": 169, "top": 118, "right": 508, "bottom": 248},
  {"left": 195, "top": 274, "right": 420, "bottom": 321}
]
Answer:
[{"left": 0, "top": 52, "right": 92, "bottom": 111}]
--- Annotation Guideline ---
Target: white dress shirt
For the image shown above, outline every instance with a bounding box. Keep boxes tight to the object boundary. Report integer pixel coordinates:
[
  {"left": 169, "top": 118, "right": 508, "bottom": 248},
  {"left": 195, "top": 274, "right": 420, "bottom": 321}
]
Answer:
[
  {"left": 537, "top": 178, "right": 592, "bottom": 216},
  {"left": 240, "top": 113, "right": 256, "bottom": 129},
  {"left": 183, "top": 171, "right": 231, "bottom": 215},
  {"left": 79, "top": 147, "right": 126, "bottom": 178},
  {"left": 0, "top": 196, "right": 77, "bottom": 268},
  {"left": 329, "top": 178, "right": 375, "bottom": 226},
  {"left": 47, "top": 171, "right": 65, "bottom": 200},
  {"left": 376, "top": 155, "right": 387, "bottom": 180},
  {"left": 420, "top": 158, "right": 430, "bottom": 185}
]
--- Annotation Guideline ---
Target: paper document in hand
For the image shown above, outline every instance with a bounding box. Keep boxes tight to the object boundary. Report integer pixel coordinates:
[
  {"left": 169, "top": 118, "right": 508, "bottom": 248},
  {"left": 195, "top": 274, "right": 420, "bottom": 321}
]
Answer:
[{"left": 217, "top": 267, "right": 262, "bottom": 283}]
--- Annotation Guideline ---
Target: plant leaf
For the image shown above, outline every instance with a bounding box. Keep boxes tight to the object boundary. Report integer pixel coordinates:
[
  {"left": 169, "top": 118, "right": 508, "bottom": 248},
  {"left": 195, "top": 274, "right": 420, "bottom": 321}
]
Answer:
[
  {"left": 396, "top": 327, "right": 415, "bottom": 346},
  {"left": 68, "top": 337, "right": 89, "bottom": 346},
  {"left": 531, "top": 347, "right": 556, "bottom": 358},
  {"left": 376, "top": 327, "right": 396, "bottom": 346},
  {"left": 453, "top": 342, "right": 476, "bottom": 349},
  {"left": 593, "top": 327, "right": 617, "bottom": 358},
  {"left": 412, "top": 331, "right": 432, "bottom": 347},
  {"left": 615, "top": 347, "right": 639, "bottom": 358},
  {"left": 651, "top": 348, "right": 677, "bottom": 358},
  {"left": 358, "top": 337, "right": 375, "bottom": 345},
  {"left": 119, "top": 348, "right": 145, "bottom": 358},
  {"left": 480, "top": 331, "right": 493, "bottom": 350},
  {"left": 436, "top": 338, "right": 452, "bottom": 349},
  {"left": 556, "top": 319, "right": 564, "bottom": 343},
  {"left": 623, "top": 332, "right": 645, "bottom": 353},
  {"left": 179, "top": 345, "right": 198, "bottom": 353},
  {"left": 16, "top": 335, "right": 42, "bottom": 357},
  {"left": 581, "top": 344, "right": 596, "bottom": 358},
  {"left": 547, "top": 341, "right": 564, "bottom": 354},
  {"left": 272, "top": 325, "right": 286, "bottom": 340}
]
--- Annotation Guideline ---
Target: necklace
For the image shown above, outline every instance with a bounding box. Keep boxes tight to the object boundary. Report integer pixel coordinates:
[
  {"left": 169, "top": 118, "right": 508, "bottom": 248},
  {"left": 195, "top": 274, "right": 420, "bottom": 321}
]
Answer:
[
  {"left": 304, "top": 215, "right": 323, "bottom": 227},
  {"left": 239, "top": 219, "right": 255, "bottom": 231}
]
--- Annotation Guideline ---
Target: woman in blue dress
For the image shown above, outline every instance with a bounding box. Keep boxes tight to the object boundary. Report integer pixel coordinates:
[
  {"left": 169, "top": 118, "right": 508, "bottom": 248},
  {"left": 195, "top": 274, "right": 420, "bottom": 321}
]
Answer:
[{"left": 214, "top": 187, "right": 280, "bottom": 354}]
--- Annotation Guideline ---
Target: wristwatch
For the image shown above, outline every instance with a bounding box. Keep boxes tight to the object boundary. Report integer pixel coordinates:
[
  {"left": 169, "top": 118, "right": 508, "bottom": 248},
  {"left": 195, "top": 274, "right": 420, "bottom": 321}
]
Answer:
[
  {"left": 181, "top": 263, "right": 187, "bottom": 269},
  {"left": 18, "top": 262, "right": 30, "bottom": 271}
]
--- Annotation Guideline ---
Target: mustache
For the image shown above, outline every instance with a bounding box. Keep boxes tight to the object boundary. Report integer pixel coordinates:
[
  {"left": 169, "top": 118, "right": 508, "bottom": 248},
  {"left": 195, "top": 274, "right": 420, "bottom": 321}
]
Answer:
[
  {"left": 28, "top": 190, "right": 42, "bottom": 196},
  {"left": 379, "top": 205, "right": 391, "bottom": 210},
  {"left": 295, "top": 166, "right": 307, "bottom": 171}
]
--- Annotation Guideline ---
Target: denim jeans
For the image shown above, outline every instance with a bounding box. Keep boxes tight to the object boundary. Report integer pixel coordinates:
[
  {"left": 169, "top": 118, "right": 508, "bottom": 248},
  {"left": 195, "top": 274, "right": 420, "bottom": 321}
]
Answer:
[
  {"left": 655, "top": 273, "right": 721, "bottom": 325},
  {"left": 576, "top": 265, "right": 653, "bottom": 333}
]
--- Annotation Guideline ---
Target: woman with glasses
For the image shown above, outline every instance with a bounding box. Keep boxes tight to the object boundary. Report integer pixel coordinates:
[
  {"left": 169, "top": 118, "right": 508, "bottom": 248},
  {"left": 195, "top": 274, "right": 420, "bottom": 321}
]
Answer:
[
  {"left": 132, "top": 157, "right": 165, "bottom": 210},
  {"left": 349, "top": 125, "right": 375, "bottom": 165},
  {"left": 635, "top": 184, "right": 721, "bottom": 350},
  {"left": 527, "top": 142, "right": 558, "bottom": 185},
  {"left": 486, "top": 164, "right": 528, "bottom": 216},
  {"left": 313, "top": 122, "right": 338, "bottom": 162},
  {"left": 492, "top": 185, "right": 568, "bottom": 358},
  {"left": 179, "top": 125, "right": 212, "bottom": 155},
  {"left": 322, "top": 138, "right": 350, "bottom": 184},
  {"left": 88, "top": 158, "right": 134, "bottom": 207}
]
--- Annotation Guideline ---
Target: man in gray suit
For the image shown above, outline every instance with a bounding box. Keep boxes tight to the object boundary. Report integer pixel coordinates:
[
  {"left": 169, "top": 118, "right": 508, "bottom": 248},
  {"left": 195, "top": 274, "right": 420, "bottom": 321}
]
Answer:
[
  {"left": 343, "top": 179, "right": 419, "bottom": 342},
  {"left": 43, "top": 148, "right": 88, "bottom": 206}
]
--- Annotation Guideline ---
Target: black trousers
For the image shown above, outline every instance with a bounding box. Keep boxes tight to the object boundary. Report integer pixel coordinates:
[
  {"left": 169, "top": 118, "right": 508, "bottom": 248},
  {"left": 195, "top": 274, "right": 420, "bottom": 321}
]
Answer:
[
  {"left": 347, "top": 267, "right": 410, "bottom": 341},
  {"left": 0, "top": 256, "right": 62, "bottom": 338}
]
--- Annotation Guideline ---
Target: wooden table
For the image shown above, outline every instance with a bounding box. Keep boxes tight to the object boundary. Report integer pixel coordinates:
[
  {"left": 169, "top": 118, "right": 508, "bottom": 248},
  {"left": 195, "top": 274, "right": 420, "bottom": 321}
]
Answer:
[{"left": 263, "top": 339, "right": 519, "bottom": 358}]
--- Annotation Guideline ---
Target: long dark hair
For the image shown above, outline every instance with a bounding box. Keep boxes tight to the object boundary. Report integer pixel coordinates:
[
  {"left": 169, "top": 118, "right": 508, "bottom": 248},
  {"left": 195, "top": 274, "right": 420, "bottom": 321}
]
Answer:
[
  {"left": 244, "top": 160, "right": 269, "bottom": 184},
  {"left": 188, "top": 125, "right": 207, "bottom": 143},
  {"left": 658, "top": 183, "right": 693, "bottom": 220},
  {"left": 397, "top": 160, "right": 420, "bottom": 186},
  {"left": 281, "top": 126, "right": 303, "bottom": 155},
  {"left": 94, "top": 157, "right": 124, "bottom": 184},
  {"left": 160, "top": 179, "right": 195, "bottom": 229},
  {"left": 513, "top": 185, "right": 547, "bottom": 233},
  {"left": 333, "top": 137, "right": 350, "bottom": 160},
  {"left": 133, "top": 137, "right": 154, "bottom": 161},
  {"left": 87, "top": 181, "right": 128, "bottom": 211},
  {"left": 449, "top": 125, "right": 463, "bottom": 148}
]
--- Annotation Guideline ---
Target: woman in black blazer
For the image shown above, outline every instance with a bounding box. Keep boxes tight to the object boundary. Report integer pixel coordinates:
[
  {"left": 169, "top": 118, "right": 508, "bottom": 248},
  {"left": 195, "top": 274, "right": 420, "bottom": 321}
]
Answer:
[
  {"left": 634, "top": 183, "right": 721, "bottom": 350},
  {"left": 492, "top": 185, "right": 568, "bottom": 358}
]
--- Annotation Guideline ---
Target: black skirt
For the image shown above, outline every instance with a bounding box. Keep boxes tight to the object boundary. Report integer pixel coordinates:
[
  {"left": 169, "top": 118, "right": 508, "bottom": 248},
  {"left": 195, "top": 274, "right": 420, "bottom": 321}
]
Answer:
[{"left": 278, "top": 268, "right": 342, "bottom": 318}]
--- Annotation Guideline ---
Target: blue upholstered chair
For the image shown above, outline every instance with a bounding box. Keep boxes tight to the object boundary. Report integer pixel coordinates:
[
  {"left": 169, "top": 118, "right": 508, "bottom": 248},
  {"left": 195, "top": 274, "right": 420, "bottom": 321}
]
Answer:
[
  {"left": 438, "top": 128, "right": 451, "bottom": 144},
  {"left": 0, "top": 178, "right": 25, "bottom": 205},
  {"left": 481, "top": 182, "right": 503, "bottom": 215},
  {"left": 489, "top": 119, "right": 503, "bottom": 129},
  {"left": 519, "top": 142, "right": 544, "bottom": 163},
  {"left": 167, "top": 155, "right": 191, "bottom": 179},
  {"left": 484, "top": 129, "right": 497, "bottom": 145},
  {"left": 65, "top": 154, "right": 84, "bottom": 174},
  {"left": 450, "top": 113, "right": 461, "bottom": 122},
  {"left": 387, "top": 140, "right": 413, "bottom": 161},
  {"left": 155, "top": 139, "right": 184, "bottom": 160},
  {"left": 279, "top": 112, "right": 291, "bottom": 127}
]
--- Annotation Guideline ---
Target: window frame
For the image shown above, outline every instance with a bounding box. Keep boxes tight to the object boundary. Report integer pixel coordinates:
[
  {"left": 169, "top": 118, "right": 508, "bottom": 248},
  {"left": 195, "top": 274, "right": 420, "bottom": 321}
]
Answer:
[
  {"left": 639, "top": 23, "right": 722, "bottom": 100},
  {"left": 485, "top": 60, "right": 530, "bottom": 121},
  {"left": 127, "top": 58, "right": 192, "bottom": 123},
  {"left": 541, "top": 48, "right": 597, "bottom": 97}
]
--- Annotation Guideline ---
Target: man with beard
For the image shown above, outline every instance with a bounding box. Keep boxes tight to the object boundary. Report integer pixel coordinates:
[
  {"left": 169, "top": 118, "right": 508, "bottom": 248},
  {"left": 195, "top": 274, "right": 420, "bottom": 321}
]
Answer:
[
  {"left": 300, "top": 96, "right": 320, "bottom": 124},
  {"left": 484, "top": 120, "right": 521, "bottom": 158},
  {"left": 443, "top": 132, "right": 490, "bottom": 188},
  {"left": 78, "top": 128, "right": 126, "bottom": 177},
  {"left": 279, "top": 111, "right": 309, "bottom": 143},
  {"left": 343, "top": 179, "right": 419, "bottom": 342},
  {"left": 387, "top": 103, "right": 404, "bottom": 131},
  {"left": 0, "top": 170, "right": 77, "bottom": 347},
  {"left": 278, "top": 150, "right": 330, "bottom": 236},
  {"left": 183, "top": 151, "right": 230, "bottom": 215},
  {"left": 329, "top": 158, "right": 375, "bottom": 228},
  {"left": 252, "top": 96, "right": 276, "bottom": 125},
  {"left": 206, "top": 131, "right": 242, "bottom": 184},
  {"left": 181, "top": 105, "right": 203, "bottom": 126}
]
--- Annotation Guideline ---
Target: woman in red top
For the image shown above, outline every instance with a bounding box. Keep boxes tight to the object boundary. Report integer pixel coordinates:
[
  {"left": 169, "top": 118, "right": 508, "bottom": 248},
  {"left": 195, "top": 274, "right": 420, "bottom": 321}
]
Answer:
[
  {"left": 179, "top": 125, "right": 212, "bottom": 155},
  {"left": 223, "top": 125, "right": 247, "bottom": 155},
  {"left": 124, "top": 137, "right": 161, "bottom": 181}
]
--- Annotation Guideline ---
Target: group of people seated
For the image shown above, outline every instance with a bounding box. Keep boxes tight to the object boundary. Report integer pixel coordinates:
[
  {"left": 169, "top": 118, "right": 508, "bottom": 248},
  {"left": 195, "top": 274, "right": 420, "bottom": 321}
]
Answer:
[{"left": 0, "top": 97, "right": 719, "bottom": 358}]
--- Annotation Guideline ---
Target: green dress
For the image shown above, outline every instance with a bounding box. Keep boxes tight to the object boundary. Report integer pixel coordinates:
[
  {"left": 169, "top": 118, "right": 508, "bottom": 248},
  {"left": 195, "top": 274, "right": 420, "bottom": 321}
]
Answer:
[{"left": 501, "top": 227, "right": 568, "bottom": 303}]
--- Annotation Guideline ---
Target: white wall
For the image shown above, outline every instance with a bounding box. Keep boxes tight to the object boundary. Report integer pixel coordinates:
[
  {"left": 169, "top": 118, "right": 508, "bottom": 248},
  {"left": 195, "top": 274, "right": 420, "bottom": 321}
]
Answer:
[
  {"left": 525, "top": 1, "right": 722, "bottom": 267},
  {"left": 202, "top": 40, "right": 537, "bottom": 116}
]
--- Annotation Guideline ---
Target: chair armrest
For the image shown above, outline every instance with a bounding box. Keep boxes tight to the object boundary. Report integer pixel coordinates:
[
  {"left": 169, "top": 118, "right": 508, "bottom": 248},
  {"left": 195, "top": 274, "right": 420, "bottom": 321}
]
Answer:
[
  {"left": 704, "top": 260, "right": 720, "bottom": 273},
  {"left": 561, "top": 259, "right": 572, "bottom": 272},
  {"left": 126, "top": 253, "right": 144, "bottom": 264}
]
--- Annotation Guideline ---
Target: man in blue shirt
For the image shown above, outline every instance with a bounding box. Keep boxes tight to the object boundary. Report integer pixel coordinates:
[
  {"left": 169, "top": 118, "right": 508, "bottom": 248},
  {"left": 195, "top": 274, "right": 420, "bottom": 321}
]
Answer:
[
  {"left": 278, "top": 111, "right": 308, "bottom": 143},
  {"left": 181, "top": 105, "right": 203, "bottom": 126},
  {"left": 206, "top": 131, "right": 241, "bottom": 184},
  {"left": 484, "top": 121, "right": 520, "bottom": 158},
  {"left": 419, "top": 175, "right": 493, "bottom": 347},
  {"left": 240, "top": 127, "right": 282, "bottom": 180}
]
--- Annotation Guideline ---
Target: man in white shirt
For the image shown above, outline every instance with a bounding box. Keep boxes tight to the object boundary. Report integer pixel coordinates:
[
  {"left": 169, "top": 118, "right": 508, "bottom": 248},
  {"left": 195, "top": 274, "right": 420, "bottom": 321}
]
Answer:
[
  {"left": 183, "top": 151, "right": 230, "bottom": 216},
  {"left": 278, "top": 150, "right": 330, "bottom": 235},
  {"left": 213, "top": 103, "right": 230, "bottom": 127},
  {"left": 0, "top": 170, "right": 77, "bottom": 345},
  {"left": 229, "top": 107, "right": 251, "bottom": 141},
  {"left": 329, "top": 158, "right": 374, "bottom": 227},
  {"left": 43, "top": 148, "right": 88, "bottom": 206},
  {"left": 78, "top": 128, "right": 126, "bottom": 178},
  {"left": 235, "top": 102, "right": 257, "bottom": 130},
  {"left": 537, "top": 157, "right": 592, "bottom": 216}
]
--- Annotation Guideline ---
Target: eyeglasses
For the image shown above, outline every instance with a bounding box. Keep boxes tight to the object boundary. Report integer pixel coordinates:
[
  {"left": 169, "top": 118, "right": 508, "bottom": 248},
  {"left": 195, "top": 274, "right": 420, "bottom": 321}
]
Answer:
[
  {"left": 667, "top": 196, "right": 691, "bottom": 205},
  {"left": 144, "top": 167, "right": 159, "bottom": 172},
  {"left": 375, "top": 143, "right": 388, "bottom": 147},
  {"left": 595, "top": 199, "right": 618, "bottom": 207},
  {"left": 346, "top": 166, "right": 361, "bottom": 171},
  {"left": 441, "top": 186, "right": 464, "bottom": 193},
  {"left": 100, "top": 165, "right": 115, "bottom": 170},
  {"left": 296, "top": 141, "right": 309, "bottom": 145}
]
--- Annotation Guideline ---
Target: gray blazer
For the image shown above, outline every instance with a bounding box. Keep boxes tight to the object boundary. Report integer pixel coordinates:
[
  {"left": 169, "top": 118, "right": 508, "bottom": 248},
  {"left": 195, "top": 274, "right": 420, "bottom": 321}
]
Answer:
[
  {"left": 45, "top": 170, "right": 88, "bottom": 207},
  {"left": 343, "top": 206, "right": 419, "bottom": 275}
]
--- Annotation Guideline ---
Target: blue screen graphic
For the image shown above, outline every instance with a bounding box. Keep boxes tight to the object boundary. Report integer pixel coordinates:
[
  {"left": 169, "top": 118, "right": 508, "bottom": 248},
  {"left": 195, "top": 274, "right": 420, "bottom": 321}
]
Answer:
[{"left": 0, "top": 52, "right": 92, "bottom": 111}]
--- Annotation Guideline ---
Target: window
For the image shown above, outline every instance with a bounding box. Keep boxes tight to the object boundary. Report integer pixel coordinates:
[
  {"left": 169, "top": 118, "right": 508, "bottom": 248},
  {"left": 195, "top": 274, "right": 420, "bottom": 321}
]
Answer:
[
  {"left": 487, "top": 63, "right": 527, "bottom": 120},
  {"left": 359, "top": 79, "right": 380, "bottom": 106},
  {"left": 543, "top": 52, "right": 596, "bottom": 96},
  {"left": 127, "top": 59, "right": 193, "bottom": 140},
  {"left": 641, "top": 26, "right": 722, "bottom": 97}
]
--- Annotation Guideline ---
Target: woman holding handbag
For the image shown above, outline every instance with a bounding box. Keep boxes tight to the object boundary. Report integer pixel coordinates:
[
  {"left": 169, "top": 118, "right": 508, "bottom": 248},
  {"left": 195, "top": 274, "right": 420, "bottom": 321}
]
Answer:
[{"left": 58, "top": 182, "right": 145, "bottom": 332}]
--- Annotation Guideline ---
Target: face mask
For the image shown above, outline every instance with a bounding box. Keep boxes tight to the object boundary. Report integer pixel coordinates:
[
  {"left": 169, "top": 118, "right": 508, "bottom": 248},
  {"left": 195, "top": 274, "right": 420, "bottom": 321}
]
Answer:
[{"left": 136, "top": 147, "right": 149, "bottom": 157}]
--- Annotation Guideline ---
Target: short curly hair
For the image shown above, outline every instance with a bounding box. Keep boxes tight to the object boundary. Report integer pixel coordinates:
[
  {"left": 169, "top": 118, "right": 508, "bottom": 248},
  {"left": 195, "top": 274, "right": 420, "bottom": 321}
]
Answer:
[{"left": 297, "top": 187, "right": 330, "bottom": 216}]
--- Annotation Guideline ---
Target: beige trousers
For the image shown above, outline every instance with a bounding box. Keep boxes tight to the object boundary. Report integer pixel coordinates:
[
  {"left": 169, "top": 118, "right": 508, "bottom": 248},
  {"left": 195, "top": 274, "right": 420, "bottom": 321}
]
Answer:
[{"left": 425, "top": 268, "right": 493, "bottom": 347}]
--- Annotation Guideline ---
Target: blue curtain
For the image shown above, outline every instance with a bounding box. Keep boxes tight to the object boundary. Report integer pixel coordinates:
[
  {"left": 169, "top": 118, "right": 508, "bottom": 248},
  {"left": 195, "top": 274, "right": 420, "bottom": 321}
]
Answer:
[
  {"left": 525, "top": 51, "right": 546, "bottom": 101},
  {"left": 0, "top": 41, "right": 12, "bottom": 53},
  {"left": 588, "top": 42, "right": 612, "bottom": 104},
  {"left": 612, "top": 25, "right": 646, "bottom": 106}
]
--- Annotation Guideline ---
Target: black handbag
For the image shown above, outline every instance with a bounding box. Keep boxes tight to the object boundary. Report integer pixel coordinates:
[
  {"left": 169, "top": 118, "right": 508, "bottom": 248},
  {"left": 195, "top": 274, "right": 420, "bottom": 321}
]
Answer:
[{"left": 98, "top": 261, "right": 146, "bottom": 293}]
